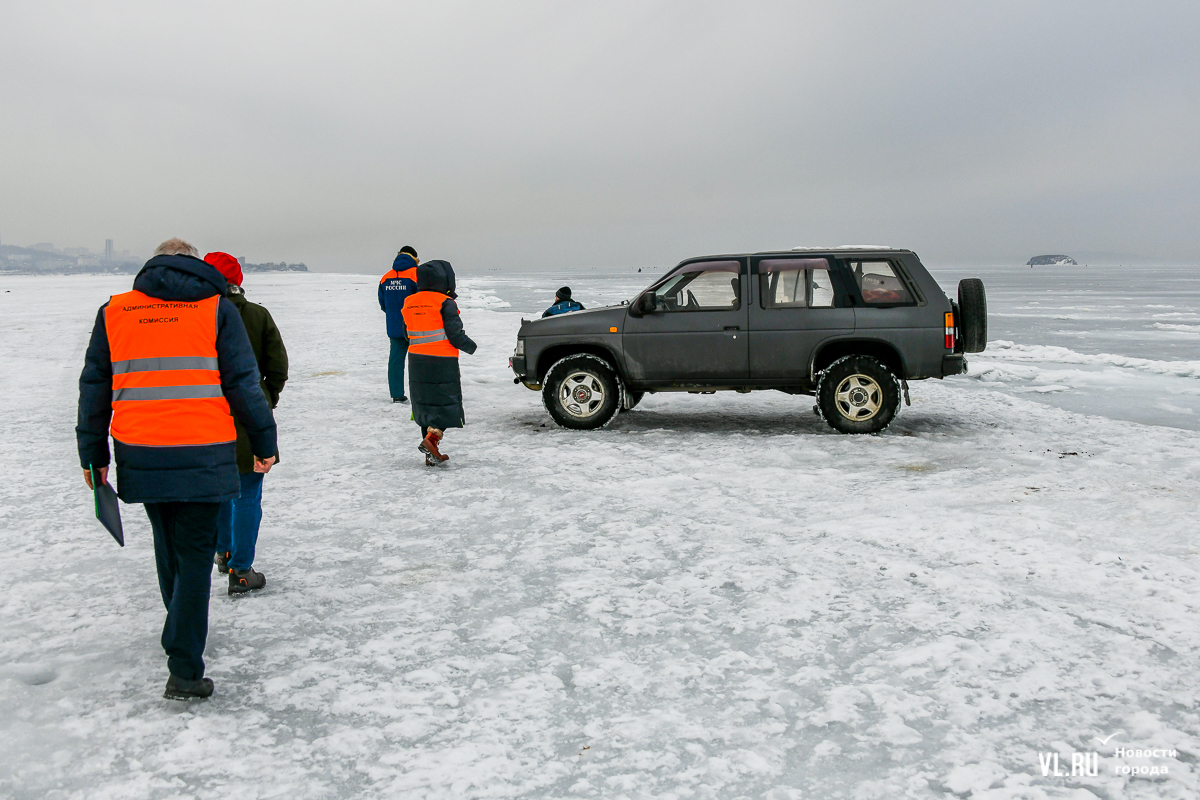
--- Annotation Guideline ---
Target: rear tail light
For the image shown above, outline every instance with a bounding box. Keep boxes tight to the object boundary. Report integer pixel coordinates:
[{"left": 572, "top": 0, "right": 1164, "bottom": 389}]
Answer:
[{"left": 944, "top": 312, "right": 955, "bottom": 349}]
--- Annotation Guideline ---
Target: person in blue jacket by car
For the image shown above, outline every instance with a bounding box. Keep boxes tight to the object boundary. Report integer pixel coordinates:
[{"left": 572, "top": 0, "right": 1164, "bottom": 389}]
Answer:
[
  {"left": 379, "top": 246, "right": 419, "bottom": 402},
  {"left": 542, "top": 286, "right": 585, "bottom": 317}
]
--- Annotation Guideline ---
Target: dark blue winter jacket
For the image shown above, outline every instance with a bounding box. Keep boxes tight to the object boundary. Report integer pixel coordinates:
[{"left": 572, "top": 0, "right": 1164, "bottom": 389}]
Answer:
[
  {"left": 379, "top": 253, "right": 419, "bottom": 339},
  {"left": 76, "top": 255, "right": 278, "bottom": 504},
  {"left": 542, "top": 299, "right": 585, "bottom": 317}
]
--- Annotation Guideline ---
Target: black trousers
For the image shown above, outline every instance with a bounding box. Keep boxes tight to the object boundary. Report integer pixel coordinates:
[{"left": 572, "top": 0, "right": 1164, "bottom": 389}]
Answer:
[{"left": 144, "top": 502, "right": 221, "bottom": 681}]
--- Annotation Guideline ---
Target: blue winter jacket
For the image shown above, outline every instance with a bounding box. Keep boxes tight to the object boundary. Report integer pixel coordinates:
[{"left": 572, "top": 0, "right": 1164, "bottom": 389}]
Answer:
[
  {"left": 379, "top": 253, "right": 419, "bottom": 338},
  {"left": 76, "top": 255, "right": 278, "bottom": 504},
  {"left": 542, "top": 299, "right": 585, "bottom": 317}
]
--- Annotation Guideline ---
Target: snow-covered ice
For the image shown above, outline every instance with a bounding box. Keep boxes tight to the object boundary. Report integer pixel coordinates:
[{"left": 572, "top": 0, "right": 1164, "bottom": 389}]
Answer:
[{"left": 1, "top": 270, "right": 1198, "bottom": 799}]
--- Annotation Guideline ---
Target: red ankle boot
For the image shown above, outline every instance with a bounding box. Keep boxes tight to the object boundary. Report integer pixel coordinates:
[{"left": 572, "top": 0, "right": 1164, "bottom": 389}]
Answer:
[{"left": 419, "top": 429, "right": 449, "bottom": 464}]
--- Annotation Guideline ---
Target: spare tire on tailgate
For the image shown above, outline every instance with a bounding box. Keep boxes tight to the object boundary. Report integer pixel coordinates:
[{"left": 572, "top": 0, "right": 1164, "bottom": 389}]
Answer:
[{"left": 957, "top": 278, "right": 987, "bottom": 353}]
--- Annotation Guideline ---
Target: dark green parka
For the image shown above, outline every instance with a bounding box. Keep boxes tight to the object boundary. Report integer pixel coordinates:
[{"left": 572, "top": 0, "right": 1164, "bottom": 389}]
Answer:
[{"left": 227, "top": 285, "right": 288, "bottom": 473}]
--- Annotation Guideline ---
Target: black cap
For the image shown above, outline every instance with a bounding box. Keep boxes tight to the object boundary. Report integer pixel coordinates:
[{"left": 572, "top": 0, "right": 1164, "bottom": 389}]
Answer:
[
  {"left": 556, "top": 286, "right": 572, "bottom": 300},
  {"left": 399, "top": 245, "right": 418, "bottom": 258}
]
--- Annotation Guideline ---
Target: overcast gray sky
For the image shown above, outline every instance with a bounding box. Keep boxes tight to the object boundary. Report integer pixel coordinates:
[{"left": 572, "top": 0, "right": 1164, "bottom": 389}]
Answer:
[{"left": 2, "top": 1, "right": 1198, "bottom": 271}]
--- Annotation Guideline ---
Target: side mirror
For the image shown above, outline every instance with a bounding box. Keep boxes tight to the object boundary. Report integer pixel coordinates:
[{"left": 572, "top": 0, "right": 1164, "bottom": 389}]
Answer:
[{"left": 632, "top": 292, "right": 656, "bottom": 316}]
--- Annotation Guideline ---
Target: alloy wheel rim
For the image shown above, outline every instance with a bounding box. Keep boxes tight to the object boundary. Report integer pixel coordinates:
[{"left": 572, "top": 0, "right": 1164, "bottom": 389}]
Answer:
[
  {"left": 560, "top": 372, "right": 606, "bottom": 417},
  {"left": 834, "top": 374, "right": 883, "bottom": 421}
]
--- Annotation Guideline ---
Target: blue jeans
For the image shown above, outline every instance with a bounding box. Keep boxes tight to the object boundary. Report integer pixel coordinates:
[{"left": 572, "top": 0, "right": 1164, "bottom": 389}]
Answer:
[
  {"left": 389, "top": 337, "right": 408, "bottom": 399},
  {"left": 145, "top": 501, "right": 220, "bottom": 680},
  {"left": 216, "top": 472, "right": 265, "bottom": 572}
]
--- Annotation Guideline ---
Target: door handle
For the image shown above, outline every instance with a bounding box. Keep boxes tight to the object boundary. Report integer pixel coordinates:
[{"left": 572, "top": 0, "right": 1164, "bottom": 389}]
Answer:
[{"left": 723, "top": 326, "right": 740, "bottom": 331}]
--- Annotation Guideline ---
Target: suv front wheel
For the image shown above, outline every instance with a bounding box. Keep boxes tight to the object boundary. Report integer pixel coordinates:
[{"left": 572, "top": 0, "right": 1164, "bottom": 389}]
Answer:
[
  {"left": 816, "top": 355, "right": 901, "bottom": 434},
  {"left": 542, "top": 354, "right": 622, "bottom": 430}
]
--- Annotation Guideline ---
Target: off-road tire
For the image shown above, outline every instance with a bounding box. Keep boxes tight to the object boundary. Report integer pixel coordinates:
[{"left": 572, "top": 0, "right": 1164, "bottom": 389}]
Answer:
[
  {"left": 542, "top": 354, "right": 622, "bottom": 430},
  {"left": 957, "top": 278, "right": 987, "bottom": 353},
  {"left": 816, "top": 355, "right": 901, "bottom": 434},
  {"left": 622, "top": 389, "right": 645, "bottom": 411}
]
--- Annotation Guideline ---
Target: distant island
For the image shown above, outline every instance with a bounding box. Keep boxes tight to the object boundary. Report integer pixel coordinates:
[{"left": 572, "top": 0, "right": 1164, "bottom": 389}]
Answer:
[
  {"left": 1027, "top": 254, "right": 1078, "bottom": 266},
  {"left": 245, "top": 261, "right": 309, "bottom": 273},
  {"left": 1, "top": 243, "right": 307, "bottom": 275}
]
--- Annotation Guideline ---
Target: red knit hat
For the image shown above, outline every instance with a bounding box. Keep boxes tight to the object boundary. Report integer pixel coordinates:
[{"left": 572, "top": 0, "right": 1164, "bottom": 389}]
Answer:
[{"left": 204, "top": 251, "right": 243, "bottom": 287}]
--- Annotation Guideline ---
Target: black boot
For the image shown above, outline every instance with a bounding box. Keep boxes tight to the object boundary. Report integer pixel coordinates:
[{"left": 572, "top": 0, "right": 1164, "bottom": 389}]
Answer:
[
  {"left": 164, "top": 674, "right": 214, "bottom": 700},
  {"left": 228, "top": 567, "right": 266, "bottom": 596},
  {"left": 214, "top": 550, "right": 230, "bottom": 574}
]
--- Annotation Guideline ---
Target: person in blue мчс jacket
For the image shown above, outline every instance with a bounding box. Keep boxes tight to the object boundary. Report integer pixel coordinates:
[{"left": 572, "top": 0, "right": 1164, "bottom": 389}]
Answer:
[
  {"left": 76, "top": 238, "right": 277, "bottom": 701},
  {"left": 542, "top": 286, "right": 585, "bottom": 317},
  {"left": 379, "top": 246, "right": 419, "bottom": 402}
]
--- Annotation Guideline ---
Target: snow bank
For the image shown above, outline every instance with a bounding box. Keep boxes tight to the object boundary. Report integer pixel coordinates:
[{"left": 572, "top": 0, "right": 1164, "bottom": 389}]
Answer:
[{"left": 984, "top": 341, "right": 1200, "bottom": 380}]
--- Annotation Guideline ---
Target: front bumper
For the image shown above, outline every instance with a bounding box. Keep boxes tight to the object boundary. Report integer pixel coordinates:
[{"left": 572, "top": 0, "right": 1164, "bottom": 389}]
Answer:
[{"left": 510, "top": 355, "right": 527, "bottom": 379}]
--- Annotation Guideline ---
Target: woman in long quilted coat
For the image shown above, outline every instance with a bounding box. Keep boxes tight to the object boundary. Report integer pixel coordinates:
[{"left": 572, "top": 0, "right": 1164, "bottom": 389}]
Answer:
[{"left": 399, "top": 260, "right": 477, "bottom": 465}]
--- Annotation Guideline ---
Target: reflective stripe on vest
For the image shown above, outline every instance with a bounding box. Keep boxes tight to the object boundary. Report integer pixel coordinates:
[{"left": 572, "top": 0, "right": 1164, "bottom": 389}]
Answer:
[
  {"left": 401, "top": 291, "right": 459, "bottom": 357},
  {"left": 407, "top": 327, "right": 448, "bottom": 345},
  {"left": 105, "top": 290, "right": 236, "bottom": 447}
]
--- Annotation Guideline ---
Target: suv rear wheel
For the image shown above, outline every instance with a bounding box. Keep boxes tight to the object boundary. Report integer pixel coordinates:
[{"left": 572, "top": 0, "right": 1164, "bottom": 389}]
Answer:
[
  {"left": 816, "top": 355, "right": 901, "bottom": 434},
  {"left": 542, "top": 354, "right": 622, "bottom": 430}
]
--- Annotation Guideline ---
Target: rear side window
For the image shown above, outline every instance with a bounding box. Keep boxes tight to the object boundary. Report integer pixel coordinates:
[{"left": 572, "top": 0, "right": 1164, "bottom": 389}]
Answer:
[
  {"left": 652, "top": 260, "right": 741, "bottom": 311},
  {"left": 849, "top": 260, "right": 914, "bottom": 305},
  {"left": 759, "top": 258, "right": 835, "bottom": 309}
]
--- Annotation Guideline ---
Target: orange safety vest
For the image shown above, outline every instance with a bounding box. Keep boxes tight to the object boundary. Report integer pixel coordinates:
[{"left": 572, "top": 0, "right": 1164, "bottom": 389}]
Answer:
[
  {"left": 380, "top": 266, "right": 417, "bottom": 284},
  {"left": 105, "top": 290, "right": 236, "bottom": 447},
  {"left": 401, "top": 291, "right": 459, "bottom": 357}
]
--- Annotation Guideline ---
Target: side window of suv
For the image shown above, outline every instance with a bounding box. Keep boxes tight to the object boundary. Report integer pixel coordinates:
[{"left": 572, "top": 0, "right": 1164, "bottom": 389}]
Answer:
[
  {"left": 651, "top": 260, "right": 741, "bottom": 311},
  {"left": 759, "top": 258, "right": 835, "bottom": 309},
  {"left": 849, "top": 260, "right": 914, "bottom": 305}
]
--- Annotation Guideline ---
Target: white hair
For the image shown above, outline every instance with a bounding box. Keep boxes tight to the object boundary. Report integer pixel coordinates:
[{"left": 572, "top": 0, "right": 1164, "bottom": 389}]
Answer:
[{"left": 153, "top": 238, "right": 199, "bottom": 257}]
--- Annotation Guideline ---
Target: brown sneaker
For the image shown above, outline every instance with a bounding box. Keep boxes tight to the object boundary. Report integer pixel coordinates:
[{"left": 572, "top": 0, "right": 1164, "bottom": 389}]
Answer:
[{"left": 419, "top": 430, "right": 449, "bottom": 464}]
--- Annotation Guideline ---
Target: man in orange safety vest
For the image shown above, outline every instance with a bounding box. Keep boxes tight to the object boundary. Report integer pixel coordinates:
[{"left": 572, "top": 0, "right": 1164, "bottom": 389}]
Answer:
[{"left": 77, "top": 238, "right": 278, "bottom": 700}]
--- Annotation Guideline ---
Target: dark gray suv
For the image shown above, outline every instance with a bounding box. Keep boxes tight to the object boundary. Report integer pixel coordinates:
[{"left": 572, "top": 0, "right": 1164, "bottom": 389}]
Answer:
[{"left": 510, "top": 247, "right": 986, "bottom": 433}]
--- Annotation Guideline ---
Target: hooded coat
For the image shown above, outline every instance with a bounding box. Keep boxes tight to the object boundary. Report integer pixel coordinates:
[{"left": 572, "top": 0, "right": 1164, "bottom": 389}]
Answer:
[
  {"left": 399, "top": 260, "right": 477, "bottom": 431},
  {"left": 76, "top": 255, "right": 277, "bottom": 503}
]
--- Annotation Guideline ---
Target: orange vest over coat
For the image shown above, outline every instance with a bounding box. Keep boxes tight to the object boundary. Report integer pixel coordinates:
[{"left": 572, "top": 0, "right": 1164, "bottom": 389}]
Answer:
[
  {"left": 105, "top": 290, "right": 236, "bottom": 447},
  {"left": 401, "top": 291, "right": 459, "bottom": 357},
  {"left": 380, "top": 266, "right": 417, "bottom": 284}
]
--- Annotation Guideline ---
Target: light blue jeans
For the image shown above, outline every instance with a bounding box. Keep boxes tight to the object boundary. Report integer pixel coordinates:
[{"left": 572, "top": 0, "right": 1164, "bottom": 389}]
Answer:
[{"left": 215, "top": 472, "right": 265, "bottom": 572}]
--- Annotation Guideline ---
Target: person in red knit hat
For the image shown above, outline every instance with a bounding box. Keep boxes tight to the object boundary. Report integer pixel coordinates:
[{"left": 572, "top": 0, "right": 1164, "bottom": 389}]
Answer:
[
  {"left": 203, "top": 252, "right": 289, "bottom": 595},
  {"left": 205, "top": 251, "right": 243, "bottom": 287}
]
